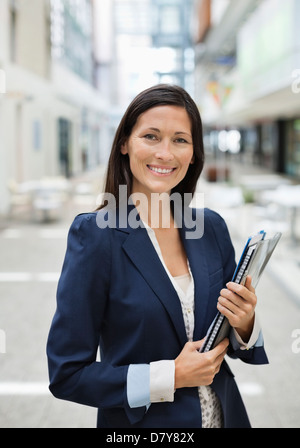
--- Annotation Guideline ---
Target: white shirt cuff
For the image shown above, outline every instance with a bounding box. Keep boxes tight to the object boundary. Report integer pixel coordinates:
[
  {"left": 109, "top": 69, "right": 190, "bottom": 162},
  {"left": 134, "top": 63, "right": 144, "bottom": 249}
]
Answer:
[
  {"left": 150, "top": 360, "right": 175, "bottom": 403},
  {"left": 232, "top": 313, "right": 261, "bottom": 350}
]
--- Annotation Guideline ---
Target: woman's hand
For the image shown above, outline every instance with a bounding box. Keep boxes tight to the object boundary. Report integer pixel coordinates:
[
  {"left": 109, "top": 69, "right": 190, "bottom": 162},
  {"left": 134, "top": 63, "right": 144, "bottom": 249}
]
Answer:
[
  {"left": 174, "top": 338, "right": 229, "bottom": 389},
  {"left": 217, "top": 276, "right": 257, "bottom": 342}
]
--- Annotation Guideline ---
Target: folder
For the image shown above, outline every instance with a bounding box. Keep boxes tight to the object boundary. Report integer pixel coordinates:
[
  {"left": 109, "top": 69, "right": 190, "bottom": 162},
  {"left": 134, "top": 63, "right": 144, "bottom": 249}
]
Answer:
[{"left": 199, "top": 230, "right": 282, "bottom": 353}]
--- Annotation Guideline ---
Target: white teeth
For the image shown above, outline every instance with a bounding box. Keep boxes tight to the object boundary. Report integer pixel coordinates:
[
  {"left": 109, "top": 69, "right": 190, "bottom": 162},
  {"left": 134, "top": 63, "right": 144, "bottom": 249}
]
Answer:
[{"left": 148, "top": 166, "right": 174, "bottom": 174}]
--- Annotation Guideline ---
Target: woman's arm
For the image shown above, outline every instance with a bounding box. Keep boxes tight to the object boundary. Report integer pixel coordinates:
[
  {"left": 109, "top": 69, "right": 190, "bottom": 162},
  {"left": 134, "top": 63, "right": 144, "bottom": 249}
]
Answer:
[{"left": 47, "top": 214, "right": 129, "bottom": 410}]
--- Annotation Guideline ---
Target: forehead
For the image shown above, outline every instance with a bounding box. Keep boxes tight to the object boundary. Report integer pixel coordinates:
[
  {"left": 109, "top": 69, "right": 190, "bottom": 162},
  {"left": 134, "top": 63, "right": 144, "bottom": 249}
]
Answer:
[{"left": 134, "top": 105, "right": 191, "bottom": 130}]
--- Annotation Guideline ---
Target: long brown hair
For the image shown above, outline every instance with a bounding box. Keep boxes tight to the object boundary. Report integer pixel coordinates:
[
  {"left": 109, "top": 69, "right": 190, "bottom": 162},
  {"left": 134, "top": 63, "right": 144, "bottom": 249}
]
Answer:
[{"left": 97, "top": 84, "right": 205, "bottom": 209}]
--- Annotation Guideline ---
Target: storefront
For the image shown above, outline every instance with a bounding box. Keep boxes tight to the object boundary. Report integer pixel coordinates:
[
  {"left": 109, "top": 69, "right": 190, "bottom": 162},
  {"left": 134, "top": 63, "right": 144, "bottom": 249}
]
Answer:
[
  {"left": 260, "top": 122, "right": 279, "bottom": 171},
  {"left": 285, "top": 119, "right": 300, "bottom": 179}
]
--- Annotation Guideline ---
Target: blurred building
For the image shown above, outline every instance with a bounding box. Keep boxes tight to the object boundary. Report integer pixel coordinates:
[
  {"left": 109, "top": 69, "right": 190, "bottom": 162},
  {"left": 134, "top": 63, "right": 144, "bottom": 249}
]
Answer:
[
  {"left": 194, "top": 0, "right": 300, "bottom": 180},
  {"left": 0, "top": 0, "right": 111, "bottom": 215},
  {"left": 112, "top": 0, "right": 195, "bottom": 107},
  {"left": 0, "top": 0, "right": 198, "bottom": 216}
]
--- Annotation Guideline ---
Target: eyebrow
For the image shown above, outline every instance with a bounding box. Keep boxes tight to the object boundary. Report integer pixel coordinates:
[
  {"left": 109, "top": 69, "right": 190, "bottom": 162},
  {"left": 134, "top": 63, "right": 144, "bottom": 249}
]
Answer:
[{"left": 147, "top": 127, "right": 192, "bottom": 137}]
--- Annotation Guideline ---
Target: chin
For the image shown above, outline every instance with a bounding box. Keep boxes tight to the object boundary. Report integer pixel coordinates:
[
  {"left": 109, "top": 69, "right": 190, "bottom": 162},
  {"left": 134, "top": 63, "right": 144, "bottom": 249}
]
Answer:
[{"left": 148, "top": 184, "right": 173, "bottom": 195}]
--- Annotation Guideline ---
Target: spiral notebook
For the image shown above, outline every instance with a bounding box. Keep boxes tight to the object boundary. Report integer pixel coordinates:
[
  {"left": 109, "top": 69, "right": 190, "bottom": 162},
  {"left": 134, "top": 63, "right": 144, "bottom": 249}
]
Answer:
[{"left": 199, "top": 230, "right": 282, "bottom": 353}]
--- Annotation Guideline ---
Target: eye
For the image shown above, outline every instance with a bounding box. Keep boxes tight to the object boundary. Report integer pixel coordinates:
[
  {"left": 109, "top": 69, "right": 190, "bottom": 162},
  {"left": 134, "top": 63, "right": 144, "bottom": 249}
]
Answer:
[
  {"left": 143, "top": 134, "right": 158, "bottom": 141},
  {"left": 174, "top": 137, "right": 189, "bottom": 144}
]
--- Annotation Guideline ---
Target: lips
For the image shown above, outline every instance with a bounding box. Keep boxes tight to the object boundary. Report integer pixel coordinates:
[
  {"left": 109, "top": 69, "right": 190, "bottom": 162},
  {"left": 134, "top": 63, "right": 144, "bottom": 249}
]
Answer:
[{"left": 147, "top": 165, "right": 176, "bottom": 175}]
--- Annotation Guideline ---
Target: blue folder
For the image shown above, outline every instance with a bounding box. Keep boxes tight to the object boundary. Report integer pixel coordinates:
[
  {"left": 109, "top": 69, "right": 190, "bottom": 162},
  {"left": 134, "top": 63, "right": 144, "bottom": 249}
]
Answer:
[{"left": 200, "top": 231, "right": 282, "bottom": 352}]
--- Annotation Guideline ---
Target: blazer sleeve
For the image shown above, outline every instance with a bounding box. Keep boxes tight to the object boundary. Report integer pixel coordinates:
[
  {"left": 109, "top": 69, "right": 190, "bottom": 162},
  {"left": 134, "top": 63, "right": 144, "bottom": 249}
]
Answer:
[
  {"left": 46, "top": 214, "right": 146, "bottom": 423},
  {"left": 207, "top": 209, "right": 269, "bottom": 365}
]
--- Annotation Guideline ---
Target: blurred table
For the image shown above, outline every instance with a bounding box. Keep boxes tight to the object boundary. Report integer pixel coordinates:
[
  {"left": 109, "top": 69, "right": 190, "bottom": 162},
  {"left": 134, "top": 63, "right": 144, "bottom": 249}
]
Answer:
[
  {"left": 240, "top": 174, "right": 292, "bottom": 192},
  {"left": 260, "top": 185, "right": 300, "bottom": 243},
  {"left": 10, "top": 177, "right": 70, "bottom": 221}
]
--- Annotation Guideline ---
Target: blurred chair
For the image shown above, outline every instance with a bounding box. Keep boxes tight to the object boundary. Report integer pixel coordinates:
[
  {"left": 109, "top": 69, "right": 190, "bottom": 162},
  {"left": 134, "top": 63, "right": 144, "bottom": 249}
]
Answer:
[
  {"left": 72, "top": 182, "right": 97, "bottom": 208},
  {"left": 31, "top": 177, "right": 71, "bottom": 222},
  {"left": 256, "top": 185, "right": 300, "bottom": 240},
  {"left": 32, "top": 191, "right": 63, "bottom": 222},
  {"left": 205, "top": 185, "right": 245, "bottom": 237},
  {"left": 208, "top": 186, "right": 244, "bottom": 208},
  {"left": 7, "top": 179, "right": 33, "bottom": 218},
  {"left": 7, "top": 177, "right": 71, "bottom": 222}
]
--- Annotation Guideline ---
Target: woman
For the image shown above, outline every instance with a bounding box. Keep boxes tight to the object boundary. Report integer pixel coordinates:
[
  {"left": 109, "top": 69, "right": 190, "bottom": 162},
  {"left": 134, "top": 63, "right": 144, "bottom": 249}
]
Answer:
[{"left": 47, "top": 84, "right": 268, "bottom": 428}]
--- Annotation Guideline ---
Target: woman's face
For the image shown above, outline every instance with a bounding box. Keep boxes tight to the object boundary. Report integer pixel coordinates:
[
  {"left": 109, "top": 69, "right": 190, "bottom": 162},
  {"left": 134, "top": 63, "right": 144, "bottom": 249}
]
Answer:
[{"left": 121, "top": 105, "right": 194, "bottom": 198}]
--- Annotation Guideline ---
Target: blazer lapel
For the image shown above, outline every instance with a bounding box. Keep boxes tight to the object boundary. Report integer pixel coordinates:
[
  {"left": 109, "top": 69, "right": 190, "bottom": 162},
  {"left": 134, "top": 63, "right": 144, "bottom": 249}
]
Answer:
[
  {"left": 180, "top": 217, "right": 210, "bottom": 341},
  {"left": 121, "top": 223, "right": 188, "bottom": 347},
  {"left": 118, "top": 205, "right": 211, "bottom": 346}
]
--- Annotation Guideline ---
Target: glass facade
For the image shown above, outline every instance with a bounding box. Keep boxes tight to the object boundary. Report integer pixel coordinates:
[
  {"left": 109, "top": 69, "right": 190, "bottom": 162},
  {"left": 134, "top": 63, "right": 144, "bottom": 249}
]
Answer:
[
  {"left": 286, "top": 119, "right": 300, "bottom": 178},
  {"left": 50, "top": 0, "right": 93, "bottom": 84},
  {"left": 261, "top": 122, "right": 278, "bottom": 171},
  {"left": 238, "top": 0, "right": 296, "bottom": 97},
  {"left": 114, "top": 0, "right": 152, "bottom": 34},
  {"left": 113, "top": 0, "right": 194, "bottom": 102},
  {"left": 152, "top": 0, "right": 194, "bottom": 92}
]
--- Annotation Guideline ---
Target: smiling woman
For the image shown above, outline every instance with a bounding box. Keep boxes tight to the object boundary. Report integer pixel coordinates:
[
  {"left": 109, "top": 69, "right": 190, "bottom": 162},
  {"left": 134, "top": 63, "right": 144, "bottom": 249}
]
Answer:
[
  {"left": 98, "top": 84, "right": 205, "bottom": 208},
  {"left": 120, "top": 105, "right": 194, "bottom": 200},
  {"left": 47, "top": 84, "right": 268, "bottom": 429}
]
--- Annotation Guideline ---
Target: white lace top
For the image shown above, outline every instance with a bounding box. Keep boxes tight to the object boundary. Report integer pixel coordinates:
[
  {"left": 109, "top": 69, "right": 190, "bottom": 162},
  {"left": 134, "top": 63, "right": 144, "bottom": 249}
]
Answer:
[{"left": 145, "top": 224, "right": 223, "bottom": 428}]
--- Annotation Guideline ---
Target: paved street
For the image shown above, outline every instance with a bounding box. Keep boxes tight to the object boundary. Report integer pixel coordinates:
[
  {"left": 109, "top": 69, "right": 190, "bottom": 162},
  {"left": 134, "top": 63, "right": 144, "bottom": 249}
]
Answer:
[{"left": 0, "top": 166, "right": 300, "bottom": 428}]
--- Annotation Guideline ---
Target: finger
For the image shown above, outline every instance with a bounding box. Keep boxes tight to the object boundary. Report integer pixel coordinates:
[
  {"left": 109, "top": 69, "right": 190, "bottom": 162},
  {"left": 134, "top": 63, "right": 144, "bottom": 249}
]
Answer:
[
  {"left": 219, "top": 288, "right": 254, "bottom": 313},
  {"left": 192, "top": 338, "right": 206, "bottom": 351},
  {"left": 225, "top": 282, "right": 255, "bottom": 302},
  {"left": 214, "top": 344, "right": 229, "bottom": 370},
  {"left": 245, "top": 275, "right": 255, "bottom": 293},
  {"left": 218, "top": 295, "right": 254, "bottom": 321},
  {"left": 217, "top": 296, "right": 240, "bottom": 316},
  {"left": 211, "top": 337, "right": 229, "bottom": 356},
  {"left": 220, "top": 288, "right": 244, "bottom": 307}
]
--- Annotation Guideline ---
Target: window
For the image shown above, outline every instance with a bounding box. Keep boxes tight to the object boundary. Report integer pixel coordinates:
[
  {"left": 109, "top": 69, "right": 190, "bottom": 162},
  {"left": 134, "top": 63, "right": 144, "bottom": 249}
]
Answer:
[{"left": 159, "top": 6, "right": 181, "bottom": 34}]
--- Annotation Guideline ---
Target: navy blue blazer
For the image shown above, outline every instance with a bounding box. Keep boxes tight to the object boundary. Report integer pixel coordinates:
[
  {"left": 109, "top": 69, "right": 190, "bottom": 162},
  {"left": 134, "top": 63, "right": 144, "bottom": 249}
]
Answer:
[{"left": 47, "top": 207, "right": 268, "bottom": 428}]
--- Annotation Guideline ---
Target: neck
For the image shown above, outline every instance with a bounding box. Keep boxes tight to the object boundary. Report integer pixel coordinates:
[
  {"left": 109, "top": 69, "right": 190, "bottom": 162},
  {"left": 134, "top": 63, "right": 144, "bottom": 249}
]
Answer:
[{"left": 132, "top": 191, "right": 174, "bottom": 229}]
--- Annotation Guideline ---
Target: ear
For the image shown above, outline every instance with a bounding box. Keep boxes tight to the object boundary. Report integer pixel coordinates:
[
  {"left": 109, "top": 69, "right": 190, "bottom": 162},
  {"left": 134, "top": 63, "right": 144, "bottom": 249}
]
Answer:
[
  {"left": 120, "top": 142, "right": 128, "bottom": 155},
  {"left": 190, "top": 155, "right": 195, "bottom": 165}
]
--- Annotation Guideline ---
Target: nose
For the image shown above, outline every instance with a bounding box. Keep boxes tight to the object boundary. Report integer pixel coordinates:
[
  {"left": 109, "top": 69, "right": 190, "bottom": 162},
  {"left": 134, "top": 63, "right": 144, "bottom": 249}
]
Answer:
[{"left": 155, "top": 139, "right": 174, "bottom": 161}]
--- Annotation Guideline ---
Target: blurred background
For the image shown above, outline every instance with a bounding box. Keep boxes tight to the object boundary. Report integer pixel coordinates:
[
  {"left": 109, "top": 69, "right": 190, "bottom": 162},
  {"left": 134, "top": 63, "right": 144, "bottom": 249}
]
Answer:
[{"left": 0, "top": 0, "right": 299, "bottom": 428}]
